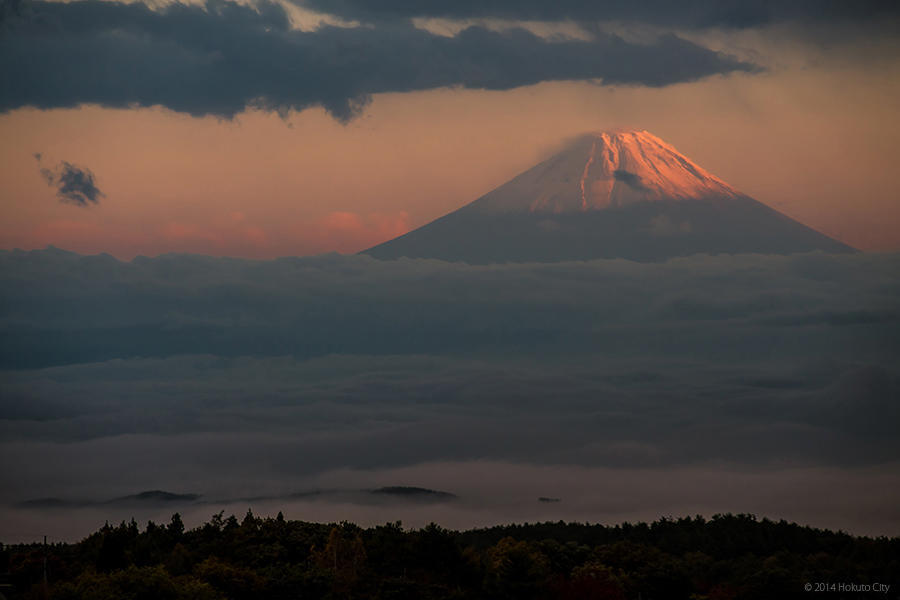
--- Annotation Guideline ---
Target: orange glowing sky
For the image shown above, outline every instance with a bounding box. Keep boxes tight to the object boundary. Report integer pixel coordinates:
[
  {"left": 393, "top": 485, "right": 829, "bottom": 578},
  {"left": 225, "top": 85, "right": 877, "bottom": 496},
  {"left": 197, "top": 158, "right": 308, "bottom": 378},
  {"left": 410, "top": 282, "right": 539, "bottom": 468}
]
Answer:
[{"left": 2, "top": 23, "right": 899, "bottom": 258}]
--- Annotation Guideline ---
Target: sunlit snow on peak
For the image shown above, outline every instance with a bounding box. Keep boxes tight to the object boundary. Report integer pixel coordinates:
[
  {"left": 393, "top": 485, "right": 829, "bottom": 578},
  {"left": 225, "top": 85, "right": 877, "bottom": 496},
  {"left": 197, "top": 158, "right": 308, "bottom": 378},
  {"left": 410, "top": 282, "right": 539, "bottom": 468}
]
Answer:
[{"left": 475, "top": 129, "right": 740, "bottom": 214}]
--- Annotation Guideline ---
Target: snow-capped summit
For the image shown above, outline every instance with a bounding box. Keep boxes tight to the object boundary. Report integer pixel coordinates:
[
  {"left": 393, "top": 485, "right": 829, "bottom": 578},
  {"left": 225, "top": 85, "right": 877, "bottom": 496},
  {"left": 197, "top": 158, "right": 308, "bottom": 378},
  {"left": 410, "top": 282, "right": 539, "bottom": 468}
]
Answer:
[
  {"left": 363, "top": 130, "right": 854, "bottom": 263},
  {"left": 472, "top": 130, "right": 739, "bottom": 214}
]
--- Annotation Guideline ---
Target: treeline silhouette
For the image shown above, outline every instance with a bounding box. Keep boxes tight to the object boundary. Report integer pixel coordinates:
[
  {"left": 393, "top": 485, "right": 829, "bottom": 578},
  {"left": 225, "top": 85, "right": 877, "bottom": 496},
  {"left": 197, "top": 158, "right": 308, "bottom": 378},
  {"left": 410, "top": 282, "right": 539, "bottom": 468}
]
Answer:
[{"left": 3, "top": 512, "right": 898, "bottom": 599}]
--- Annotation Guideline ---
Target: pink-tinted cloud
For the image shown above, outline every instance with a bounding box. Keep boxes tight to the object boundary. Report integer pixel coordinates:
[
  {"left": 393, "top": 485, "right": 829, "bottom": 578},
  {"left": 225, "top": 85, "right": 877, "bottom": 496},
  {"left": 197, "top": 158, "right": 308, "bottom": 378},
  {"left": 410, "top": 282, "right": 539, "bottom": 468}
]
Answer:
[
  {"left": 291, "top": 211, "right": 410, "bottom": 255},
  {"left": 0, "top": 211, "right": 410, "bottom": 260},
  {"left": 21, "top": 220, "right": 153, "bottom": 255}
]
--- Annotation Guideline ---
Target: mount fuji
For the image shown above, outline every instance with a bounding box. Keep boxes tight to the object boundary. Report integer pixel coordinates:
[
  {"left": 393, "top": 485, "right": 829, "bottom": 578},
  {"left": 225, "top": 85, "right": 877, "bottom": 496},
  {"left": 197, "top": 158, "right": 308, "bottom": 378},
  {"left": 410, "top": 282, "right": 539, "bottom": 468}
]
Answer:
[{"left": 363, "top": 130, "right": 854, "bottom": 263}]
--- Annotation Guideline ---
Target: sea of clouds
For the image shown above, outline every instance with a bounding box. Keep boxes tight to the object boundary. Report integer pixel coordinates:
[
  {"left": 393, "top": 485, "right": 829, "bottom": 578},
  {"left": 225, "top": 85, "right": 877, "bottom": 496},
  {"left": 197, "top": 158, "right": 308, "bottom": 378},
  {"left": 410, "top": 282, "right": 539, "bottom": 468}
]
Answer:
[{"left": 1, "top": 248, "right": 898, "bottom": 540}]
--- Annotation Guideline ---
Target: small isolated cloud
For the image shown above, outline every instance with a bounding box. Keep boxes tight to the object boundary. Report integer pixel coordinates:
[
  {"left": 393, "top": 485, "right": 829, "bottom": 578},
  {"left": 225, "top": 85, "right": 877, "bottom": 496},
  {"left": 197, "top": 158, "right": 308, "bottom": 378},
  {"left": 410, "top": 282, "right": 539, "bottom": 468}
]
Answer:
[{"left": 35, "top": 155, "right": 105, "bottom": 207}]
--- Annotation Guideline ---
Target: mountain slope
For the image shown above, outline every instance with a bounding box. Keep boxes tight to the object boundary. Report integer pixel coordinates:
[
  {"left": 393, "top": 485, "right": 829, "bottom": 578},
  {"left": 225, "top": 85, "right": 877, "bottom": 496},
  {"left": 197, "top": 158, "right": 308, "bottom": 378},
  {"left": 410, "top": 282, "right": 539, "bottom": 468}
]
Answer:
[{"left": 363, "top": 130, "right": 854, "bottom": 263}]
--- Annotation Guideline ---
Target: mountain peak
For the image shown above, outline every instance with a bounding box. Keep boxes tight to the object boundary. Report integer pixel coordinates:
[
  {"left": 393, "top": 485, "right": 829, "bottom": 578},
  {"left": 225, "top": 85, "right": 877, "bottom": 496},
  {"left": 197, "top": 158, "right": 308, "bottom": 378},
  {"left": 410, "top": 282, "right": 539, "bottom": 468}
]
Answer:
[
  {"left": 363, "top": 129, "right": 854, "bottom": 263},
  {"left": 470, "top": 129, "right": 739, "bottom": 214}
]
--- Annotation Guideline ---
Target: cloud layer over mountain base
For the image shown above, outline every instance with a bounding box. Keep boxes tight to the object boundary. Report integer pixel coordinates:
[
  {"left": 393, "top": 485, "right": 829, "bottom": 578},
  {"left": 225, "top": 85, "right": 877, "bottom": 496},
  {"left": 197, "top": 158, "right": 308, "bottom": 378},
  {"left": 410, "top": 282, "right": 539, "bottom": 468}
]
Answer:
[{"left": 0, "top": 249, "right": 898, "bottom": 539}]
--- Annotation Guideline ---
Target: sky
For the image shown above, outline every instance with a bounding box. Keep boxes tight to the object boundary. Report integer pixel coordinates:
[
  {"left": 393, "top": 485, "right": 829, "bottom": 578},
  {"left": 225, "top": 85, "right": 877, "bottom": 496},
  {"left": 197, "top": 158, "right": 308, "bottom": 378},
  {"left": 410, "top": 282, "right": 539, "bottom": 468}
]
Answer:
[
  {"left": 1, "top": 0, "right": 900, "bottom": 543},
  {"left": 1, "top": 0, "right": 900, "bottom": 257}
]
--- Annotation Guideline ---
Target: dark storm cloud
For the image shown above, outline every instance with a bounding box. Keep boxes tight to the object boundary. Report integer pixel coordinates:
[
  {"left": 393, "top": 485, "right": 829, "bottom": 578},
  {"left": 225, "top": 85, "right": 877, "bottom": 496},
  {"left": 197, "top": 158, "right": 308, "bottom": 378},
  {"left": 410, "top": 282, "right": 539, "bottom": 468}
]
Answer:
[
  {"left": 0, "top": 0, "right": 758, "bottom": 121},
  {"left": 35, "top": 157, "right": 104, "bottom": 206},
  {"left": 298, "top": 0, "right": 900, "bottom": 30}
]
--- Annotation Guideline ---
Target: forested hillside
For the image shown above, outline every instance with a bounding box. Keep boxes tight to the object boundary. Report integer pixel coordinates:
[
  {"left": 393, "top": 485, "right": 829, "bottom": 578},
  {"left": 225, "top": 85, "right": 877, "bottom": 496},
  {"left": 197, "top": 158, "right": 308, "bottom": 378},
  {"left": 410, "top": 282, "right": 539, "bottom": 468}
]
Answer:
[{"left": 3, "top": 513, "right": 898, "bottom": 599}]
